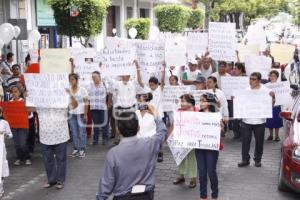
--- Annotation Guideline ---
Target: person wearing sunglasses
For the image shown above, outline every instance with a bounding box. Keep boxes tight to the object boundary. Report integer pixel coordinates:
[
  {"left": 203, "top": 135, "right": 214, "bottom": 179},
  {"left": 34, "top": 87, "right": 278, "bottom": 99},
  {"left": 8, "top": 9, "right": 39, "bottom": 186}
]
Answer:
[{"left": 238, "top": 72, "right": 275, "bottom": 168}]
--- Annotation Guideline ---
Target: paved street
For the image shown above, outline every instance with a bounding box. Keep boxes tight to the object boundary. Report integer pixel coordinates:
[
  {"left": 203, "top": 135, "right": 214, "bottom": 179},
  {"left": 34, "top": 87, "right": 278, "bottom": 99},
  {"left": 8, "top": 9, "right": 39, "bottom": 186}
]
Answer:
[{"left": 2, "top": 131, "right": 300, "bottom": 200}]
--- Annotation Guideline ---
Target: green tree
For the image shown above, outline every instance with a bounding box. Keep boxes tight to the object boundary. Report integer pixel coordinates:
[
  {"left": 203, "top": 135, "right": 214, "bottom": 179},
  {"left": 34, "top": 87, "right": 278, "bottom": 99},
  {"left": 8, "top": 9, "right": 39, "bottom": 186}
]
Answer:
[
  {"left": 124, "top": 18, "right": 150, "bottom": 40},
  {"left": 154, "top": 4, "right": 191, "bottom": 33},
  {"left": 187, "top": 8, "right": 204, "bottom": 29},
  {"left": 48, "top": 0, "right": 110, "bottom": 47}
]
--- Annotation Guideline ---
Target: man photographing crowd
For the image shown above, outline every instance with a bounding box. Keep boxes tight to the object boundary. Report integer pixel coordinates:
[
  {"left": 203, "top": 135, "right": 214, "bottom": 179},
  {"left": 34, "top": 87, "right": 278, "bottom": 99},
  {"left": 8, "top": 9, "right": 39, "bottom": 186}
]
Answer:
[{"left": 96, "top": 105, "right": 168, "bottom": 200}]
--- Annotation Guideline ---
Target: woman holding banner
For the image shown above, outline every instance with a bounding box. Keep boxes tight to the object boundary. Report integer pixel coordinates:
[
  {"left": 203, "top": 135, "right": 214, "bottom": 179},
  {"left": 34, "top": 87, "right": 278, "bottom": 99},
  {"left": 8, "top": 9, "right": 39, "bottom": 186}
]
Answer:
[
  {"left": 173, "top": 94, "right": 197, "bottom": 188},
  {"left": 195, "top": 93, "right": 223, "bottom": 200},
  {"left": 265, "top": 70, "right": 283, "bottom": 141}
]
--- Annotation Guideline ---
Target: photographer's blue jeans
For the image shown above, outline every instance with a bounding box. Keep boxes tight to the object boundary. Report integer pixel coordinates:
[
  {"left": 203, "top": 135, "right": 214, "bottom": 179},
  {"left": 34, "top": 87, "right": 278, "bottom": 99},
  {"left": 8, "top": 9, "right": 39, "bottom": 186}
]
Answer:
[
  {"left": 91, "top": 110, "right": 109, "bottom": 144},
  {"left": 195, "top": 149, "right": 219, "bottom": 199},
  {"left": 69, "top": 114, "right": 86, "bottom": 151}
]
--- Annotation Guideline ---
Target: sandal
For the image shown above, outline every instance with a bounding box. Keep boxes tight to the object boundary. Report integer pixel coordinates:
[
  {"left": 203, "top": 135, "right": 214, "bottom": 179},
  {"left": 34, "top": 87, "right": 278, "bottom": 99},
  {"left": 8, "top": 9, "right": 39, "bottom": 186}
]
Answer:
[
  {"left": 43, "top": 182, "right": 57, "bottom": 188},
  {"left": 267, "top": 135, "right": 273, "bottom": 141},
  {"left": 55, "top": 182, "right": 64, "bottom": 190},
  {"left": 173, "top": 177, "right": 185, "bottom": 185},
  {"left": 188, "top": 180, "right": 196, "bottom": 188},
  {"left": 274, "top": 137, "right": 280, "bottom": 142}
]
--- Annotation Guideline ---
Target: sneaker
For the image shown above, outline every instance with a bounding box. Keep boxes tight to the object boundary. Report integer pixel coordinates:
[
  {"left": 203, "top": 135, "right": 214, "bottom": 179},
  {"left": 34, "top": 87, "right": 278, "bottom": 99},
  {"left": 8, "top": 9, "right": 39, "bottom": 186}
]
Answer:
[
  {"left": 25, "top": 159, "right": 32, "bottom": 165},
  {"left": 71, "top": 150, "right": 79, "bottom": 157},
  {"left": 78, "top": 150, "right": 85, "bottom": 158},
  {"left": 254, "top": 161, "right": 262, "bottom": 167},
  {"left": 14, "top": 160, "right": 21, "bottom": 166},
  {"left": 238, "top": 161, "right": 250, "bottom": 167}
]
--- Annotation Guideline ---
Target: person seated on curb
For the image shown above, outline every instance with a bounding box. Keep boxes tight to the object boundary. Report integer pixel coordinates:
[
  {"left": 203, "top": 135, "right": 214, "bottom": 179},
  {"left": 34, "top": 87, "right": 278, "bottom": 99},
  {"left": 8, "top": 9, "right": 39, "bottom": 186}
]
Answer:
[{"left": 96, "top": 105, "right": 168, "bottom": 200}]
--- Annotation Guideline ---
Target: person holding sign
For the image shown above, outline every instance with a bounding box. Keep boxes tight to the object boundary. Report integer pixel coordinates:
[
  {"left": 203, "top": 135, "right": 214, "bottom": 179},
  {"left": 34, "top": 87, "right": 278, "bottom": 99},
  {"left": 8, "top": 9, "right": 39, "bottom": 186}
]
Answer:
[
  {"left": 9, "top": 85, "right": 31, "bottom": 166},
  {"left": 67, "top": 73, "right": 89, "bottom": 158},
  {"left": 211, "top": 61, "right": 231, "bottom": 90},
  {"left": 195, "top": 93, "right": 223, "bottom": 200},
  {"left": 238, "top": 72, "right": 274, "bottom": 168},
  {"left": 88, "top": 71, "right": 109, "bottom": 146},
  {"left": 0, "top": 107, "right": 13, "bottom": 197},
  {"left": 173, "top": 94, "right": 197, "bottom": 189},
  {"left": 265, "top": 70, "right": 283, "bottom": 142}
]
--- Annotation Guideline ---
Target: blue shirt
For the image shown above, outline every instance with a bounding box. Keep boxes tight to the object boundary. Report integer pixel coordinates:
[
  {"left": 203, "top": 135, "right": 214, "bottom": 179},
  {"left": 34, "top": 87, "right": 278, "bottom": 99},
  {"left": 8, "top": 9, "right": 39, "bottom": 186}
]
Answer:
[{"left": 96, "top": 119, "right": 168, "bottom": 200}]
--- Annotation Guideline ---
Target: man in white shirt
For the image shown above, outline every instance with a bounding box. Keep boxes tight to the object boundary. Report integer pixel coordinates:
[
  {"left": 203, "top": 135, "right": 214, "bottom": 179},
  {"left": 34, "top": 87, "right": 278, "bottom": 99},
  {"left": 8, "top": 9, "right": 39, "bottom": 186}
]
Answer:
[
  {"left": 197, "top": 56, "right": 216, "bottom": 79},
  {"left": 238, "top": 72, "right": 274, "bottom": 168},
  {"left": 182, "top": 60, "right": 202, "bottom": 89},
  {"left": 211, "top": 61, "right": 231, "bottom": 89}
]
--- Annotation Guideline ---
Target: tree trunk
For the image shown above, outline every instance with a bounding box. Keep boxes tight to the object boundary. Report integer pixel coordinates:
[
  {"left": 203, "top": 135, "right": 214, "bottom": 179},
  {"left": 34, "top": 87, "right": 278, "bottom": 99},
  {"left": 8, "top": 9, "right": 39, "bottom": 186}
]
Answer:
[
  {"left": 234, "top": 12, "right": 241, "bottom": 29},
  {"left": 204, "top": 0, "right": 212, "bottom": 30}
]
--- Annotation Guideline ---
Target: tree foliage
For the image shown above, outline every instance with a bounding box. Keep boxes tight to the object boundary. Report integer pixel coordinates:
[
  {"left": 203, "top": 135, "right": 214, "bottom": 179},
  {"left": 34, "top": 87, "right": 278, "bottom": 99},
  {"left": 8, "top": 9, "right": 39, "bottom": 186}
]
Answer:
[
  {"left": 187, "top": 8, "right": 204, "bottom": 29},
  {"left": 124, "top": 18, "right": 150, "bottom": 40},
  {"left": 154, "top": 4, "right": 191, "bottom": 33},
  {"left": 48, "top": 0, "right": 110, "bottom": 46}
]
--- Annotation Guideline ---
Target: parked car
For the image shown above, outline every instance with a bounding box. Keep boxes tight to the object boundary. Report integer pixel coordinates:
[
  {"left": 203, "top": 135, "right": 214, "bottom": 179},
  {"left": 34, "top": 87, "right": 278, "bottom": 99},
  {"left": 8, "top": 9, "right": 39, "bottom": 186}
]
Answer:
[{"left": 278, "top": 62, "right": 300, "bottom": 193}]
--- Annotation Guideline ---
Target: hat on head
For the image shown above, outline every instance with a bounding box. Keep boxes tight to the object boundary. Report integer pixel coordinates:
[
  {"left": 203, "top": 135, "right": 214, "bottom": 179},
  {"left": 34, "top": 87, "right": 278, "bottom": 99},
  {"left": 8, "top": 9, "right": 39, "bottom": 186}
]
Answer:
[
  {"left": 188, "top": 59, "right": 198, "bottom": 65},
  {"left": 194, "top": 74, "right": 206, "bottom": 84}
]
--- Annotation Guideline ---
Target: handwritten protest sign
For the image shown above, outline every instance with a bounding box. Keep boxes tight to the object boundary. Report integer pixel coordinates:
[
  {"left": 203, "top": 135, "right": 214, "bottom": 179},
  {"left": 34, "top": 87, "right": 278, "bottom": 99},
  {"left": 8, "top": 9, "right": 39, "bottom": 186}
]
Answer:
[
  {"left": 24, "top": 74, "right": 69, "bottom": 108},
  {"left": 0, "top": 101, "right": 29, "bottom": 128},
  {"left": 187, "top": 32, "right": 208, "bottom": 60},
  {"left": 165, "top": 37, "right": 187, "bottom": 67},
  {"left": 40, "top": 49, "right": 71, "bottom": 73},
  {"left": 245, "top": 25, "right": 267, "bottom": 51},
  {"left": 245, "top": 55, "right": 272, "bottom": 79},
  {"left": 237, "top": 44, "right": 260, "bottom": 62},
  {"left": 167, "top": 134, "right": 192, "bottom": 166},
  {"left": 209, "top": 22, "right": 236, "bottom": 62},
  {"left": 270, "top": 43, "right": 295, "bottom": 64},
  {"left": 221, "top": 76, "right": 249, "bottom": 99},
  {"left": 96, "top": 48, "right": 136, "bottom": 77},
  {"left": 70, "top": 48, "right": 96, "bottom": 65},
  {"left": 173, "top": 111, "right": 221, "bottom": 150},
  {"left": 162, "top": 86, "right": 191, "bottom": 111},
  {"left": 233, "top": 89, "right": 272, "bottom": 119},
  {"left": 265, "top": 81, "right": 291, "bottom": 106}
]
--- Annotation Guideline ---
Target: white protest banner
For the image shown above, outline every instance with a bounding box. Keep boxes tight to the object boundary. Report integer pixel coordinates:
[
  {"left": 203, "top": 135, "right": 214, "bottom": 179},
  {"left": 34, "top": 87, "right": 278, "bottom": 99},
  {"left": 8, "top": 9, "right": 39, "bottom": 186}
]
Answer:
[
  {"left": 75, "top": 63, "right": 100, "bottom": 87},
  {"left": 245, "top": 55, "right": 272, "bottom": 79},
  {"left": 187, "top": 32, "right": 208, "bottom": 59},
  {"left": 237, "top": 44, "right": 260, "bottom": 62},
  {"left": 29, "top": 49, "right": 39, "bottom": 63},
  {"left": 97, "top": 47, "right": 136, "bottom": 77},
  {"left": 209, "top": 22, "right": 236, "bottom": 62},
  {"left": 70, "top": 48, "right": 97, "bottom": 65},
  {"left": 162, "top": 86, "right": 191, "bottom": 111},
  {"left": 24, "top": 74, "right": 69, "bottom": 108},
  {"left": 246, "top": 25, "right": 267, "bottom": 51},
  {"left": 40, "top": 49, "right": 71, "bottom": 73},
  {"left": 233, "top": 89, "right": 272, "bottom": 119},
  {"left": 270, "top": 43, "right": 295, "bottom": 64},
  {"left": 173, "top": 111, "right": 221, "bottom": 150},
  {"left": 165, "top": 37, "right": 187, "bottom": 67},
  {"left": 265, "top": 81, "right": 291, "bottom": 106},
  {"left": 221, "top": 76, "right": 249, "bottom": 99},
  {"left": 167, "top": 134, "right": 192, "bottom": 166}
]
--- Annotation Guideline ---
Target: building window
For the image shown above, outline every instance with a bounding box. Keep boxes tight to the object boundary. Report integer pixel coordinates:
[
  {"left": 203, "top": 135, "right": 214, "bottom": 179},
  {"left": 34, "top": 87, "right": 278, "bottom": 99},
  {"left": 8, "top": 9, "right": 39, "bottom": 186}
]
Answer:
[
  {"left": 140, "top": 8, "right": 149, "bottom": 18},
  {"left": 127, "top": 7, "right": 133, "bottom": 19}
]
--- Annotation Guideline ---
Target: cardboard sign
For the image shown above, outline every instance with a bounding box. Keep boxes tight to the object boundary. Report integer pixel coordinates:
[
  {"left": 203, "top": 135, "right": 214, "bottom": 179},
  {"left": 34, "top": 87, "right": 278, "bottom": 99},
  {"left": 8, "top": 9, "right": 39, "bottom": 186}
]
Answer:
[
  {"left": 209, "top": 22, "right": 236, "bottom": 62},
  {"left": 221, "top": 76, "right": 249, "bottom": 99},
  {"left": 162, "top": 86, "right": 191, "bottom": 111},
  {"left": 173, "top": 111, "right": 221, "bottom": 150},
  {"left": 187, "top": 32, "right": 208, "bottom": 59},
  {"left": 70, "top": 48, "right": 97, "bottom": 65},
  {"left": 0, "top": 101, "right": 29, "bottom": 129},
  {"left": 167, "top": 134, "right": 192, "bottom": 166},
  {"left": 233, "top": 89, "right": 272, "bottom": 119},
  {"left": 245, "top": 55, "right": 272, "bottom": 79},
  {"left": 24, "top": 74, "right": 69, "bottom": 108},
  {"left": 270, "top": 43, "right": 295, "bottom": 64},
  {"left": 237, "top": 44, "right": 260, "bottom": 62},
  {"left": 40, "top": 49, "right": 71, "bottom": 73},
  {"left": 96, "top": 48, "right": 136, "bottom": 77},
  {"left": 265, "top": 81, "right": 291, "bottom": 106},
  {"left": 245, "top": 25, "right": 267, "bottom": 51}
]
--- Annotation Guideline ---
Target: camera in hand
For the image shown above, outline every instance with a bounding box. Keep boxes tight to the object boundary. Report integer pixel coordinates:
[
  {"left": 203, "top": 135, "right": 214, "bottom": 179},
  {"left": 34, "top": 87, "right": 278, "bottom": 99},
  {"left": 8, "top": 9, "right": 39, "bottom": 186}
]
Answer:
[{"left": 138, "top": 103, "right": 149, "bottom": 111}]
